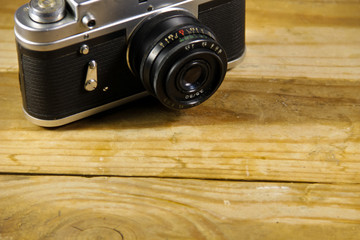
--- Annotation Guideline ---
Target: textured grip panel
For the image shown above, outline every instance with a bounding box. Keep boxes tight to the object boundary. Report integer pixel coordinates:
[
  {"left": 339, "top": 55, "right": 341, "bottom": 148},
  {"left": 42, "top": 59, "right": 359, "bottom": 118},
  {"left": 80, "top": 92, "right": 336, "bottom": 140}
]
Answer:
[
  {"left": 199, "top": 0, "right": 246, "bottom": 61},
  {"left": 18, "top": 30, "right": 144, "bottom": 120}
]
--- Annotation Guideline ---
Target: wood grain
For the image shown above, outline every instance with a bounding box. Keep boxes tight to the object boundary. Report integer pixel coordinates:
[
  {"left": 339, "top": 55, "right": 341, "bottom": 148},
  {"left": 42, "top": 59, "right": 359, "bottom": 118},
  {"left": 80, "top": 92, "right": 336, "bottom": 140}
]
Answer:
[
  {"left": 237, "top": 0, "right": 360, "bottom": 82},
  {"left": 1, "top": 0, "right": 360, "bottom": 239},
  {"left": 0, "top": 176, "right": 360, "bottom": 240},
  {"left": 0, "top": 0, "right": 27, "bottom": 73},
  {"left": 1, "top": 68, "right": 360, "bottom": 182}
]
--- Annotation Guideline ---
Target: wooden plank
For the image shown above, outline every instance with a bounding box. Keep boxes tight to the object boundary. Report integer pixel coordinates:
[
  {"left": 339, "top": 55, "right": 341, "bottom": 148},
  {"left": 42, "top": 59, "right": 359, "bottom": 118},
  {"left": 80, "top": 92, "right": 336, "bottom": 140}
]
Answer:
[
  {"left": 0, "top": 176, "right": 359, "bottom": 240},
  {"left": 1, "top": 1, "right": 360, "bottom": 238},
  {"left": 0, "top": 1, "right": 27, "bottom": 73},
  {"left": 1, "top": 71, "right": 360, "bottom": 182},
  {"left": 236, "top": 0, "right": 360, "bottom": 82}
]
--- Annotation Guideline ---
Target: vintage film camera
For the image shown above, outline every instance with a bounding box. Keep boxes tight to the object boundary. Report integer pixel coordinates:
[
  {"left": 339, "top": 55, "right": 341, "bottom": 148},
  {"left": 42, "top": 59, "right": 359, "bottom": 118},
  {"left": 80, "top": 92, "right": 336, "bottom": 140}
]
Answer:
[{"left": 15, "top": 0, "right": 246, "bottom": 127}]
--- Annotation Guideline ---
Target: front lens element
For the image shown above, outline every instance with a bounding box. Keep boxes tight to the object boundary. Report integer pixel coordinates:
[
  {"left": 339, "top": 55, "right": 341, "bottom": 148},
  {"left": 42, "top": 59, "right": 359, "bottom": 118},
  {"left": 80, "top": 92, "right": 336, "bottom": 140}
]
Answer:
[{"left": 178, "top": 60, "right": 209, "bottom": 93}]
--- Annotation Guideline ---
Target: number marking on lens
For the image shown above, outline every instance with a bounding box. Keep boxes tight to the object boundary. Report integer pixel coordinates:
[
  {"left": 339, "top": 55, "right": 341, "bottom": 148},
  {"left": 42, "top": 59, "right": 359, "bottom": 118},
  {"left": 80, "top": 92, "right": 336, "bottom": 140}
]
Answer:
[
  {"left": 185, "top": 89, "right": 204, "bottom": 99},
  {"left": 168, "top": 34, "right": 174, "bottom": 41},
  {"left": 185, "top": 44, "right": 194, "bottom": 51},
  {"left": 156, "top": 26, "right": 219, "bottom": 57}
]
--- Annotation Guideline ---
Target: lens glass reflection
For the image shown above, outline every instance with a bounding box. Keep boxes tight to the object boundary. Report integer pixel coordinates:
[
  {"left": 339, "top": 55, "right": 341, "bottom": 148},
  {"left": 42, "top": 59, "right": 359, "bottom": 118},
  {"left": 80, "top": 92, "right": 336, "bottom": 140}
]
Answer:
[{"left": 179, "top": 61, "right": 209, "bottom": 93}]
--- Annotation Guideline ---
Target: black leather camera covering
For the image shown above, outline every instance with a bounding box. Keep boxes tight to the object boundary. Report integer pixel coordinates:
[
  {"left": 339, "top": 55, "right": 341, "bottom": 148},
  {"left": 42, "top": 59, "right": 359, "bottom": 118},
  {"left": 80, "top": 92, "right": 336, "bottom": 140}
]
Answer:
[
  {"left": 199, "top": 0, "right": 246, "bottom": 61},
  {"left": 17, "top": 30, "right": 145, "bottom": 120}
]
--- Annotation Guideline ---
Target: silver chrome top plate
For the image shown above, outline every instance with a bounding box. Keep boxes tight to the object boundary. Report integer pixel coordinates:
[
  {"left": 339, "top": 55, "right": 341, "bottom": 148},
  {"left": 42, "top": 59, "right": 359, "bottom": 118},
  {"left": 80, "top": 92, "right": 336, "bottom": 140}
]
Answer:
[{"left": 15, "top": 0, "right": 214, "bottom": 52}]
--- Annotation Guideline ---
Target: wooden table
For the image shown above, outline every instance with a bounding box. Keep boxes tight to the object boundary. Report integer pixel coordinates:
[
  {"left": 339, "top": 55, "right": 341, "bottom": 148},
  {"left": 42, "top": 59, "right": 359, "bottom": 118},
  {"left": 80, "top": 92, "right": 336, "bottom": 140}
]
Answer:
[{"left": 1, "top": 0, "right": 360, "bottom": 239}]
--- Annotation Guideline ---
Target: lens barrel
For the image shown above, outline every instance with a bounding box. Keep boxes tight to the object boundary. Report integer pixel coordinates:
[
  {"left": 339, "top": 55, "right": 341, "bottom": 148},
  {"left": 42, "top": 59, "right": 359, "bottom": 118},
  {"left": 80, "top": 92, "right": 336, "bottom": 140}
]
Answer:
[{"left": 128, "top": 11, "right": 227, "bottom": 109}]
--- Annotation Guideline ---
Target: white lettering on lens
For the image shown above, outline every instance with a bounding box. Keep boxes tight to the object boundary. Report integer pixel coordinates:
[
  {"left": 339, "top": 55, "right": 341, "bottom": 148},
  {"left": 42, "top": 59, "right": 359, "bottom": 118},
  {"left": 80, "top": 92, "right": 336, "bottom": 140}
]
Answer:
[
  {"left": 168, "top": 34, "right": 174, "bottom": 41},
  {"left": 185, "top": 89, "right": 204, "bottom": 100},
  {"left": 185, "top": 44, "right": 194, "bottom": 51}
]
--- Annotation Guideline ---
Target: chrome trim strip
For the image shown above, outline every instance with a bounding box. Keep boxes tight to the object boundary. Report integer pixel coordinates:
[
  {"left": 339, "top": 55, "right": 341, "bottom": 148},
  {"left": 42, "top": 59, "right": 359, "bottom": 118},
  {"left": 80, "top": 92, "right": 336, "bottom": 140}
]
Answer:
[{"left": 24, "top": 91, "right": 149, "bottom": 127}]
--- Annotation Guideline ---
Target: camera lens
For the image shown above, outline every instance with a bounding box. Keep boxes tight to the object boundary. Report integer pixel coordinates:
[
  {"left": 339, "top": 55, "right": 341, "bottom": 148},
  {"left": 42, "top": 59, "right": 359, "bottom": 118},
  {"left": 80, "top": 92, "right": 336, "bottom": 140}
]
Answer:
[{"left": 128, "top": 10, "right": 227, "bottom": 109}]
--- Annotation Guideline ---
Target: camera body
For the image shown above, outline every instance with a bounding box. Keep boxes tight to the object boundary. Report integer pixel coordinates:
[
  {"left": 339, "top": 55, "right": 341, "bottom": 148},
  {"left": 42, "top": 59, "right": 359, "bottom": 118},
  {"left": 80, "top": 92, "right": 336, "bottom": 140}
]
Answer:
[{"left": 15, "top": 0, "right": 246, "bottom": 127}]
